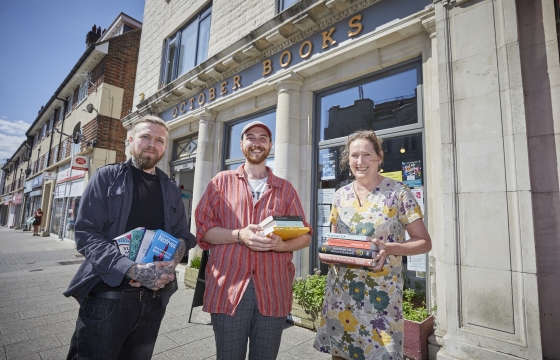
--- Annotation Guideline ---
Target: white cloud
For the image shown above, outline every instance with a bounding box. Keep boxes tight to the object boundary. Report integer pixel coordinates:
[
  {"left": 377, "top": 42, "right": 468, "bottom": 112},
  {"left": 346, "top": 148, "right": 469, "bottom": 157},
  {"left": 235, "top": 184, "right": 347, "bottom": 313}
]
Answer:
[{"left": 0, "top": 118, "right": 30, "bottom": 164}]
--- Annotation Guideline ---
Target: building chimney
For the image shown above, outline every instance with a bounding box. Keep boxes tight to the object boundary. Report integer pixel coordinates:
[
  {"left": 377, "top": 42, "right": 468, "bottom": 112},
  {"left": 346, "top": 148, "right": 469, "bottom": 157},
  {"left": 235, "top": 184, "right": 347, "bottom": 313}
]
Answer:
[{"left": 85, "top": 24, "right": 102, "bottom": 48}]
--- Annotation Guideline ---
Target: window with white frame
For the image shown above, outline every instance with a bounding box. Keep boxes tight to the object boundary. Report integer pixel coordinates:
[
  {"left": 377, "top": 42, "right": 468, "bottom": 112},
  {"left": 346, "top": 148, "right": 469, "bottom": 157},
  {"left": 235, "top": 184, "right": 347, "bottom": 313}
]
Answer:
[
  {"left": 66, "top": 95, "right": 73, "bottom": 115},
  {"left": 71, "top": 130, "right": 81, "bottom": 155},
  {"left": 278, "top": 0, "right": 298, "bottom": 12},
  {"left": 41, "top": 123, "right": 47, "bottom": 140},
  {"left": 160, "top": 5, "right": 212, "bottom": 87},
  {"left": 77, "top": 81, "right": 89, "bottom": 105},
  {"left": 57, "top": 105, "right": 65, "bottom": 123},
  {"left": 47, "top": 116, "right": 54, "bottom": 135}
]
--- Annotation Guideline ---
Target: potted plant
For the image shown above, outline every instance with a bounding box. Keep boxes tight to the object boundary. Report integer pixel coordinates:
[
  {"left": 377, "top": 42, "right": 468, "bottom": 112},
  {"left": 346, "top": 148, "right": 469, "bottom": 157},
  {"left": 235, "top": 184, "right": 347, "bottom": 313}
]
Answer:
[
  {"left": 403, "top": 288, "right": 435, "bottom": 360},
  {"left": 184, "top": 250, "right": 202, "bottom": 289},
  {"left": 289, "top": 269, "right": 326, "bottom": 331}
]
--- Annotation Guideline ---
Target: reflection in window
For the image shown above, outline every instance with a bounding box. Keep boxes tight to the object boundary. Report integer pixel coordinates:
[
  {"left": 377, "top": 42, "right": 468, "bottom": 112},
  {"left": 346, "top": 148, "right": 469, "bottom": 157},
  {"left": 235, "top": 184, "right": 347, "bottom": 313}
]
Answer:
[
  {"left": 160, "top": 5, "right": 212, "bottom": 87},
  {"left": 320, "top": 68, "right": 418, "bottom": 141},
  {"left": 279, "top": 0, "right": 298, "bottom": 12}
]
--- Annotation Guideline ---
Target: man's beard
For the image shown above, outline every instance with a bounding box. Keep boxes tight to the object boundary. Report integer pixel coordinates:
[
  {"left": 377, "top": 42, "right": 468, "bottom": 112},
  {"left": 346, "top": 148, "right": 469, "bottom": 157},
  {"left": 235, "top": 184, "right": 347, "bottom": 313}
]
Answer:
[
  {"left": 242, "top": 144, "right": 270, "bottom": 165},
  {"left": 130, "top": 147, "right": 163, "bottom": 170}
]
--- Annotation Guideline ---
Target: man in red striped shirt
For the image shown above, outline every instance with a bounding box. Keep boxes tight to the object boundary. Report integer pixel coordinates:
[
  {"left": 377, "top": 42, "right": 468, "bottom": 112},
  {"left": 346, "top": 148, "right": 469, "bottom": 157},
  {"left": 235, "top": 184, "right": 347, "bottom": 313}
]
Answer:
[{"left": 195, "top": 121, "right": 311, "bottom": 360}]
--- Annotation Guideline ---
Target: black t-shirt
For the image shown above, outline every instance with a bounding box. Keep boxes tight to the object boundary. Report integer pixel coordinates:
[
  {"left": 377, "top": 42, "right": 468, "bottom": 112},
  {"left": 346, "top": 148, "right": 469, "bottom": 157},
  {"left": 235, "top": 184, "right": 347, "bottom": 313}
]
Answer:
[
  {"left": 125, "top": 165, "right": 165, "bottom": 232},
  {"left": 92, "top": 165, "right": 165, "bottom": 292}
]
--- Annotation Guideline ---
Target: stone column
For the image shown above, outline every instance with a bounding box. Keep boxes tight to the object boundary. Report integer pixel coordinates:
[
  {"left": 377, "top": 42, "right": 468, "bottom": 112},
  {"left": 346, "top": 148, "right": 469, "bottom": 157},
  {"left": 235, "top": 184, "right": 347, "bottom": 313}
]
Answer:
[
  {"left": 272, "top": 72, "right": 304, "bottom": 186},
  {"left": 191, "top": 109, "right": 216, "bottom": 235},
  {"left": 272, "top": 72, "right": 305, "bottom": 277}
]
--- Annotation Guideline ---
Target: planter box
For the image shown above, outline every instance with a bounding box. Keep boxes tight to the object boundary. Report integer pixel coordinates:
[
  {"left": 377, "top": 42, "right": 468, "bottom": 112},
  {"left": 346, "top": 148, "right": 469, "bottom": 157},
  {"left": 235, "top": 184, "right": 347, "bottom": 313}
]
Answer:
[
  {"left": 184, "top": 267, "right": 199, "bottom": 289},
  {"left": 404, "top": 316, "right": 434, "bottom": 360},
  {"left": 287, "top": 299, "right": 320, "bottom": 331}
]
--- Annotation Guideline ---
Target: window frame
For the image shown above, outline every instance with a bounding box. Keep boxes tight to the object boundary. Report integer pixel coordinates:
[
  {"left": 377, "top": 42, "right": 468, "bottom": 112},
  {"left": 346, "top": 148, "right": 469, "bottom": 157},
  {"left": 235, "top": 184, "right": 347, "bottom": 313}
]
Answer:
[
  {"left": 77, "top": 80, "right": 89, "bottom": 105},
  {"left": 278, "top": 0, "right": 298, "bottom": 13},
  {"left": 159, "top": 4, "right": 212, "bottom": 87}
]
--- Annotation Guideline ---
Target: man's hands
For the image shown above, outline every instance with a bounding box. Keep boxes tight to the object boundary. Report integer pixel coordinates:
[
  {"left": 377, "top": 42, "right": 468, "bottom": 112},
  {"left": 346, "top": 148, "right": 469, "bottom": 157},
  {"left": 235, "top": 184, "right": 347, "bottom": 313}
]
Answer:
[
  {"left": 126, "top": 261, "right": 176, "bottom": 291},
  {"left": 238, "top": 225, "right": 280, "bottom": 251}
]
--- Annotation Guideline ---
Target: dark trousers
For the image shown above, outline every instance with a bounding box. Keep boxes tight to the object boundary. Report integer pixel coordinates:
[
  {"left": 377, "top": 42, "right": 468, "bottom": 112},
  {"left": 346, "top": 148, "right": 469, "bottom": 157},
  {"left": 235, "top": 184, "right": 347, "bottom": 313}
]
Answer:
[
  {"left": 211, "top": 280, "right": 286, "bottom": 360},
  {"left": 67, "top": 294, "right": 166, "bottom": 360}
]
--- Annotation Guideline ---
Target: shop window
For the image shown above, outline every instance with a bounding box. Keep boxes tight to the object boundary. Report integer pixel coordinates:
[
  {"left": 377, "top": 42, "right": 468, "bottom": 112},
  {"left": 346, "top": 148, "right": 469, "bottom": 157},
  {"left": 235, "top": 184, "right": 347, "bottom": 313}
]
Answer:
[
  {"left": 278, "top": 0, "right": 298, "bottom": 12},
  {"left": 319, "top": 64, "right": 421, "bottom": 142},
  {"left": 174, "top": 135, "right": 198, "bottom": 161},
  {"left": 159, "top": 5, "right": 212, "bottom": 87},
  {"left": 223, "top": 109, "right": 276, "bottom": 170}
]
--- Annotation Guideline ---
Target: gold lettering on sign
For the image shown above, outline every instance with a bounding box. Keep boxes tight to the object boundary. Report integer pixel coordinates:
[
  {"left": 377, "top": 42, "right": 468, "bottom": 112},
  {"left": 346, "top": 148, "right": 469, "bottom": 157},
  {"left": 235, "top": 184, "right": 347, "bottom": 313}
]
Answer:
[
  {"left": 209, "top": 87, "right": 216, "bottom": 101},
  {"left": 322, "top": 27, "right": 337, "bottom": 49},
  {"left": 348, "top": 15, "right": 363, "bottom": 37},
  {"left": 299, "top": 40, "right": 313, "bottom": 59},
  {"left": 233, "top": 75, "right": 242, "bottom": 90},
  {"left": 172, "top": 106, "right": 178, "bottom": 118},
  {"left": 262, "top": 60, "right": 272, "bottom": 76},
  {"left": 189, "top": 97, "right": 195, "bottom": 110},
  {"left": 180, "top": 101, "right": 187, "bottom": 113},
  {"left": 220, "top": 81, "right": 228, "bottom": 95},
  {"left": 279, "top": 50, "right": 292, "bottom": 68},
  {"left": 198, "top": 93, "right": 205, "bottom": 106}
]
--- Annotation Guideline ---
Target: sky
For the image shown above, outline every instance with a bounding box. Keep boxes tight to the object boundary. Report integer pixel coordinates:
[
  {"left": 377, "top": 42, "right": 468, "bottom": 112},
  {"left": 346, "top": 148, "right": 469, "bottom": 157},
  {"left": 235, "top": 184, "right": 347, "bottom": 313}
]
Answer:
[{"left": 0, "top": 0, "right": 145, "bottom": 164}]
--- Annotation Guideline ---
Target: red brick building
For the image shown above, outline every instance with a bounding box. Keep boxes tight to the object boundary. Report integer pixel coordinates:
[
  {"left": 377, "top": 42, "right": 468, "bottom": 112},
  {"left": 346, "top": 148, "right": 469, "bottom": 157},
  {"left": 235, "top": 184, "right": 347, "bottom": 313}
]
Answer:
[{"left": 1, "top": 13, "right": 142, "bottom": 239}]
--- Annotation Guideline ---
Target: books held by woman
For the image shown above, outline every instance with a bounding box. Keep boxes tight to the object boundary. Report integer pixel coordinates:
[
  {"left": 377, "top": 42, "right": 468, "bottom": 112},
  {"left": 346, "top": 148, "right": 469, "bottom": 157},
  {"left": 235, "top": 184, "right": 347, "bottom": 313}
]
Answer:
[
  {"left": 258, "top": 215, "right": 310, "bottom": 240},
  {"left": 318, "top": 232, "right": 379, "bottom": 267}
]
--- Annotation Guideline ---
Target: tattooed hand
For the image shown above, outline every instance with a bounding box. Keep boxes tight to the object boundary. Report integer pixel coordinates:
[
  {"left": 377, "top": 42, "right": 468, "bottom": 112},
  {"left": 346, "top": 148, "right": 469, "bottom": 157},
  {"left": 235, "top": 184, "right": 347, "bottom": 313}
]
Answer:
[
  {"left": 126, "top": 261, "right": 176, "bottom": 291},
  {"left": 126, "top": 239, "right": 186, "bottom": 291}
]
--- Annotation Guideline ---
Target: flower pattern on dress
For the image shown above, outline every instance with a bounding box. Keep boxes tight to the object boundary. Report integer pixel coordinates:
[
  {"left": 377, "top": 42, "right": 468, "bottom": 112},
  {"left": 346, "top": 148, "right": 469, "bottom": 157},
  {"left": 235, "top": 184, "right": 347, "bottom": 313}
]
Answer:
[{"left": 314, "top": 178, "right": 423, "bottom": 360}]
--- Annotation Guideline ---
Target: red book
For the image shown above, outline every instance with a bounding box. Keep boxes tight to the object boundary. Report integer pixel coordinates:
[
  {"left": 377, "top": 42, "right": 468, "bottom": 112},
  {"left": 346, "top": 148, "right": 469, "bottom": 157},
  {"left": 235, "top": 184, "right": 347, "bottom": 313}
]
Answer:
[
  {"left": 318, "top": 253, "right": 376, "bottom": 267},
  {"left": 326, "top": 239, "right": 376, "bottom": 250}
]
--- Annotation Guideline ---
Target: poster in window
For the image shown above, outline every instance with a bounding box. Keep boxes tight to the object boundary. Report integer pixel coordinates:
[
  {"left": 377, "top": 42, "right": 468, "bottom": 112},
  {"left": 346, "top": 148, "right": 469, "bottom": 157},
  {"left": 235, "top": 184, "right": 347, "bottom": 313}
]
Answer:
[
  {"left": 318, "top": 188, "right": 335, "bottom": 204},
  {"left": 316, "top": 226, "right": 330, "bottom": 246},
  {"left": 317, "top": 204, "right": 331, "bottom": 226},
  {"left": 319, "top": 148, "right": 337, "bottom": 180},
  {"left": 402, "top": 160, "right": 422, "bottom": 187}
]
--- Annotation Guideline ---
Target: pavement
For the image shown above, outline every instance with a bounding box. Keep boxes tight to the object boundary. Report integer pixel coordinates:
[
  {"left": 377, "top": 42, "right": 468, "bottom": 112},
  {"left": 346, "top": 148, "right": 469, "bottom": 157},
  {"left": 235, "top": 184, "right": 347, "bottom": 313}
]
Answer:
[{"left": 0, "top": 227, "right": 330, "bottom": 360}]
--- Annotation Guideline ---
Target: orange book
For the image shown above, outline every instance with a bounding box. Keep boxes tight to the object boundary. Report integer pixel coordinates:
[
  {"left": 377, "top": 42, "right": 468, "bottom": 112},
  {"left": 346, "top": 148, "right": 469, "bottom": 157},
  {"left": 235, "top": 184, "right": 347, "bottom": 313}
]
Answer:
[{"left": 326, "top": 239, "right": 376, "bottom": 250}]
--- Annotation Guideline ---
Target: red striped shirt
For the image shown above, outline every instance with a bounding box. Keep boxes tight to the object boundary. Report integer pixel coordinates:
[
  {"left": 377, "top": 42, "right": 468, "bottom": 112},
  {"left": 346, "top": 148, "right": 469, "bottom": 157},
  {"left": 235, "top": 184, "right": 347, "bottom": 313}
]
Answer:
[{"left": 195, "top": 165, "right": 311, "bottom": 317}]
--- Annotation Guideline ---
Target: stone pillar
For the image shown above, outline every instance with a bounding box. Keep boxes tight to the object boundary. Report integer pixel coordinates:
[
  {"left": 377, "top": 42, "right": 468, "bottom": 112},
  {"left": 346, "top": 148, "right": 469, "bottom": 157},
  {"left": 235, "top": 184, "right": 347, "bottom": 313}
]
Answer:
[
  {"left": 191, "top": 109, "right": 216, "bottom": 235},
  {"left": 272, "top": 72, "right": 305, "bottom": 277},
  {"left": 434, "top": 0, "right": 543, "bottom": 359},
  {"left": 272, "top": 72, "right": 304, "bottom": 187}
]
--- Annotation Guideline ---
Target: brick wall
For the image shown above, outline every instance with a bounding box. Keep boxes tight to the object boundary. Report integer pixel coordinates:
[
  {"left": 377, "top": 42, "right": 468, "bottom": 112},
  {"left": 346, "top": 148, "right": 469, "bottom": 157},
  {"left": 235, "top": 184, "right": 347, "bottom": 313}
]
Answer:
[
  {"left": 104, "top": 29, "right": 142, "bottom": 119},
  {"left": 82, "top": 115, "right": 128, "bottom": 163},
  {"left": 133, "top": 0, "right": 275, "bottom": 108}
]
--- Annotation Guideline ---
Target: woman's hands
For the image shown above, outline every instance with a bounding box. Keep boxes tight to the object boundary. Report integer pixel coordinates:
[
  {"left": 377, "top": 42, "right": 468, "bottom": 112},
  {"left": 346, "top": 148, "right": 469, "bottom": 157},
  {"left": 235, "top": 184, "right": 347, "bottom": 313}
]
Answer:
[{"left": 368, "top": 236, "right": 389, "bottom": 271}]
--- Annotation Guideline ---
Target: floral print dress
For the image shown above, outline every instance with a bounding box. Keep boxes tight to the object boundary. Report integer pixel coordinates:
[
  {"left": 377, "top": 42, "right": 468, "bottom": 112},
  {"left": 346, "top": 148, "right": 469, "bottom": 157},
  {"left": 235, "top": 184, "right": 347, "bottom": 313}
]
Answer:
[{"left": 314, "top": 178, "right": 423, "bottom": 360}]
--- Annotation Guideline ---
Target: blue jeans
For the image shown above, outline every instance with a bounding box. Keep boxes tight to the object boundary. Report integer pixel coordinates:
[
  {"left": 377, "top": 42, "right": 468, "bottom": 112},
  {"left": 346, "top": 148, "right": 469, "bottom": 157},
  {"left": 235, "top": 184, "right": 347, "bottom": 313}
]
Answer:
[{"left": 67, "top": 294, "right": 166, "bottom": 360}]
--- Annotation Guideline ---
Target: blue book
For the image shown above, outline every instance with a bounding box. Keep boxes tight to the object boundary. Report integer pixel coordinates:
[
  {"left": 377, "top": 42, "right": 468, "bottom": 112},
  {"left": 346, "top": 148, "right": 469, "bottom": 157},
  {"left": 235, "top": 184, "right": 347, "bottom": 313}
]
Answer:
[{"left": 139, "top": 230, "right": 180, "bottom": 263}]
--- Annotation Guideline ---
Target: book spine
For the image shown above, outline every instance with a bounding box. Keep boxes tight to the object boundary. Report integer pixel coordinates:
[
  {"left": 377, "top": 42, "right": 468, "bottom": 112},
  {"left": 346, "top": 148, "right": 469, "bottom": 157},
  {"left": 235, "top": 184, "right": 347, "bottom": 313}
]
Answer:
[
  {"left": 319, "top": 253, "right": 374, "bottom": 267},
  {"left": 326, "top": 239, "right": 372, "bottom": 249},
  {"left": 319, "top": 245, "right": 375, "bottom": 259},
  {"left": 325, "top": 232, "right": 369, "bottom": 241}
]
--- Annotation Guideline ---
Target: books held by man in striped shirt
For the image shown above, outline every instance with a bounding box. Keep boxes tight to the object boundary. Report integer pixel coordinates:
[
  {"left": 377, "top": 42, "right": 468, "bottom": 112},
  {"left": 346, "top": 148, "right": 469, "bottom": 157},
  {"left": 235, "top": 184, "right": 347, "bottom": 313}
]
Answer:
[
  {"left": 319, "top": 233, "right": 379, "bottom": 267},
  {"left": 258, "top": 215, "right": 310, "bottom": 240}
]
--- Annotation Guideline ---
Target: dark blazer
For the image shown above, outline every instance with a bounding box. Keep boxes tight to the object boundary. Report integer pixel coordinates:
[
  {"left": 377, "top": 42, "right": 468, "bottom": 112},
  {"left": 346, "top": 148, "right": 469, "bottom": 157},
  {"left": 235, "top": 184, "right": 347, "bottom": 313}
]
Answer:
[{"left": 63, "top": 159, "right": 196, "bottom": 306}]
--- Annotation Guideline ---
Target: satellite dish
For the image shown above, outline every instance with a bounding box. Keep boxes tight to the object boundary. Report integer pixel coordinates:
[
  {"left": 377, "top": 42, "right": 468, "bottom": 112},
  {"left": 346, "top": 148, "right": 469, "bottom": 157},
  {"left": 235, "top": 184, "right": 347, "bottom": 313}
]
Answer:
[
  {"left": 72, "top": 122, "right": 82, "bottom": 144},
  {"left": 25, "top": 168, "right": 31, "bottom": 176},
  {"left": 86, "top": 104, "right": 95, "bottom": 113}
]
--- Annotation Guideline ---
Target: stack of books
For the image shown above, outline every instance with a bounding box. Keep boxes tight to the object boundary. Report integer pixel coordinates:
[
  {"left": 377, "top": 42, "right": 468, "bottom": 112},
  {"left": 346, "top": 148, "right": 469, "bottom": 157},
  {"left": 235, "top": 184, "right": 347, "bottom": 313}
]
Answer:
[
  {"left": 114, "top": 227, "right": 180, "bottom": 263},
  {"left": 259, "top": 215, "right": 310, "bottom": 240},
  {"left": 318, "top": 233, "right": 379, "bottom": 267}
]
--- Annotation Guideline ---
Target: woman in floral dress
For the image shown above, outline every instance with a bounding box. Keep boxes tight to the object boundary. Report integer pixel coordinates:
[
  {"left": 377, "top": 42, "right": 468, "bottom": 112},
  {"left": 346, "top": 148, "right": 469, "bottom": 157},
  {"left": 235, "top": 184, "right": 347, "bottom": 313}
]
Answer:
[{"left": 314, "top": 130, "right": 432, "bottom": 360}]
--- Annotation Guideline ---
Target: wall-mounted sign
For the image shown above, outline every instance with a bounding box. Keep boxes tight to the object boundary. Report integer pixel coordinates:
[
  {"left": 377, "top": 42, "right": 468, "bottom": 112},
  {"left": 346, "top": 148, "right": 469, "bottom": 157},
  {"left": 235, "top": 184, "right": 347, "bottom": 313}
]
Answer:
[
  {"left": 32, "top": 173, "right": 43, "bottom": 188},
  {"left": 24, "top": 180, "right": 33, "bottom": 194},
  {"left": 57, "top": 167, "right": 85, "bottom": 183},
  {"left": 71, "top": 155, "right": 89, "bottom": 171},
  {"left": 43, "top": 171, "right": 57, "bottom": 181},
  {"left": 159, "top": 0, "right": 430, "bottom": 121},
  {"left": 12, "top": 192, "right": 23, "bottom": 204}
]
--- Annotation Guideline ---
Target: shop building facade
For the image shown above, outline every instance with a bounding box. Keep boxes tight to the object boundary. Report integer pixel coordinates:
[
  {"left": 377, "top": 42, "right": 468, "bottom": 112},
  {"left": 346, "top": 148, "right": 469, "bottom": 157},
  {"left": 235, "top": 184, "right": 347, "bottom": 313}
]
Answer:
[
  {"left": 1, "top": 13, "right": 142, "bottom": 242},
  {"left": 1, "top": 142, "right": 30, "bottom": 229},
  {"left": 123, "top": 0, "right": 560, "bottom": 358}
]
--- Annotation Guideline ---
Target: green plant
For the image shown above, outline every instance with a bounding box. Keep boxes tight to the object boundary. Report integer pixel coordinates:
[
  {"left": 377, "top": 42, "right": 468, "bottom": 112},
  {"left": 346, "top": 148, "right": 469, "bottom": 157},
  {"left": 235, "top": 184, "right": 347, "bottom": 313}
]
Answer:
[
  {"left": 292, "top": 269, "right": 327, "bottom": 321},
  {"left": 190, "top": 253, "right": 201, "bottom": 269},
  {"left": 402, "top": 288, "right": 435, "bottom": 323}
]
